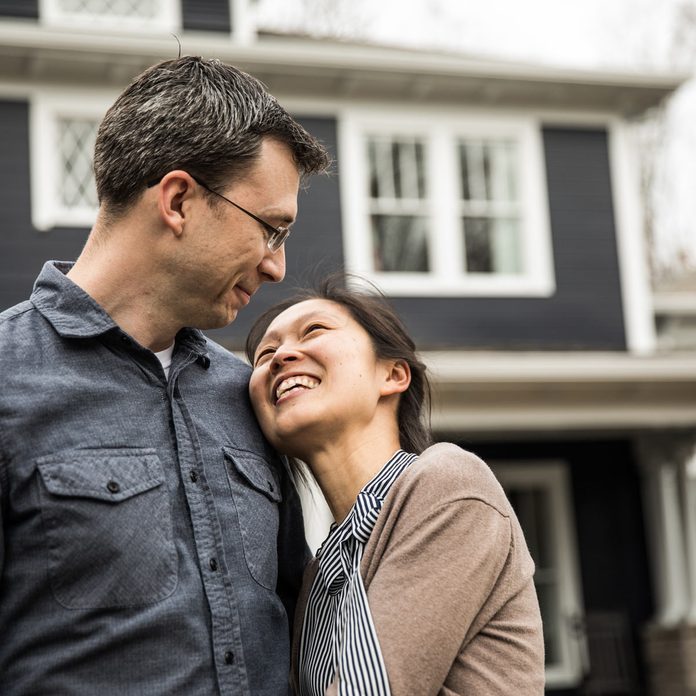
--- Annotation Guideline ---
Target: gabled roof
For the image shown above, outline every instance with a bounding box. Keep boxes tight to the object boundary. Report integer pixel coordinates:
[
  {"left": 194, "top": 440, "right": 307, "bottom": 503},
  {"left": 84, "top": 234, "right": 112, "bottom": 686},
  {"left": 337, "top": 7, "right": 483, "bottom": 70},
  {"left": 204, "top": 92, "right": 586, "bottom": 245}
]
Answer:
[{"left": 0, "top": 19, "right": 685, "bottom": 114}]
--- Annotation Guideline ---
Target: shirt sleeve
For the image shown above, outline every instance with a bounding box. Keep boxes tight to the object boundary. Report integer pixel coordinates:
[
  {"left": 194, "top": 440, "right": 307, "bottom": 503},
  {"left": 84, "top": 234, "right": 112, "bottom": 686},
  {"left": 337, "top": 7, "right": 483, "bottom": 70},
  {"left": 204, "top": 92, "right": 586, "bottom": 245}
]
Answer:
[{"left": 365, "top": 496, "right": 525, "bottom": 696}]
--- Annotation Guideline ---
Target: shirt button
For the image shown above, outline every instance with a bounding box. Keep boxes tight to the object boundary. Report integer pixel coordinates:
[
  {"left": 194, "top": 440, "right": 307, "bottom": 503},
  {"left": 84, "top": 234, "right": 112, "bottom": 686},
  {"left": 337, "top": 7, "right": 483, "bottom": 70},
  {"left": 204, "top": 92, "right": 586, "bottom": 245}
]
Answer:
[
  {"left": 224, "top": 650, "right": 234, "bottom": 665},
  {"left": 209, "top": 558, "right": 218, "bottom": 571},
  {"left": 190, "top": 470, "right": 199, "bottom": 483},
  {"left": 106, "top": 480, "right": 120, "bottom": 494}
]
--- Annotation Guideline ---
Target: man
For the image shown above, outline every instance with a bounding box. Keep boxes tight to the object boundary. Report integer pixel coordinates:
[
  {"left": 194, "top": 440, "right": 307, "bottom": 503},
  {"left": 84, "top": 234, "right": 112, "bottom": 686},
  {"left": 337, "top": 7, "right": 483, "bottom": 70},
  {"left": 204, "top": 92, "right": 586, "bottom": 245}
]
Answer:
[{"left": 0, "top": 56, "right": 329, "bottom": 695}]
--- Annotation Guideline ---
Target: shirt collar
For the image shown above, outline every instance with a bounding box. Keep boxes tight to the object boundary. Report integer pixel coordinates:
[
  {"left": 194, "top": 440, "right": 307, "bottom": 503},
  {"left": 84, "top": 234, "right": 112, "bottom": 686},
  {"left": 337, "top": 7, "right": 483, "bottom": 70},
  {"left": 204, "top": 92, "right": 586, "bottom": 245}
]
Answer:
[
  {"left": 30, "top": 261, "right": 208, "bottom": 353},
  {"left": 317, "top": 449, "right": 417, "bottom": 594},
  {"left": 321, "top": 449, "right": 418, "bottom": 552}
]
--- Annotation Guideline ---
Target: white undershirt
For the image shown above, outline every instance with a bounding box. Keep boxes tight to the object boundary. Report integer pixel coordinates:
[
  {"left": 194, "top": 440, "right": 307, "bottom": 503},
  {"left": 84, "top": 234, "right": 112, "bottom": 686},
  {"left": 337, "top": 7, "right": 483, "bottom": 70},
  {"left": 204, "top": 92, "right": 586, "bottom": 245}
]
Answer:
[{"left": 154, "top": 343, "right": 175, "bottom": 378}]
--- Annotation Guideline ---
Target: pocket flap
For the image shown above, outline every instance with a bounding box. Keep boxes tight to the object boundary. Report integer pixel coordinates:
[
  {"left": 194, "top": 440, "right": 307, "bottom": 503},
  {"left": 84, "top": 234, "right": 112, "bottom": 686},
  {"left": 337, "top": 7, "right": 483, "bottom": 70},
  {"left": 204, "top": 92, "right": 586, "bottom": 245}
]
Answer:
[
  {"left": 37, "top": 449, "right": 164, "bottom": 502},
  {"left": 223, "top": 447, "right": 282, "bottom": 503}
]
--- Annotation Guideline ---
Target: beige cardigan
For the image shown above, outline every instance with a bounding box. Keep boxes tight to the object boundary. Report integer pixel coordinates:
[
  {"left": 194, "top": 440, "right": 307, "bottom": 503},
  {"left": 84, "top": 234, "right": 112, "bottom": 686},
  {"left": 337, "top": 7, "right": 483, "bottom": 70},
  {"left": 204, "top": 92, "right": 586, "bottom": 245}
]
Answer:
[{"left": 291, "top": 442, "right": 545, "bottom": 695}]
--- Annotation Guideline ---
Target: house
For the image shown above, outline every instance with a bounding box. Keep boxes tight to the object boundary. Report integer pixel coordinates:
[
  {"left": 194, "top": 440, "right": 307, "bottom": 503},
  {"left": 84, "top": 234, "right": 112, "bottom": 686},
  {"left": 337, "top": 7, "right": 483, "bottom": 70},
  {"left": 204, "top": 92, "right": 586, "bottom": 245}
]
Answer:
[{"left": 1, "top": 1, "right": 695, "bottom": 694}]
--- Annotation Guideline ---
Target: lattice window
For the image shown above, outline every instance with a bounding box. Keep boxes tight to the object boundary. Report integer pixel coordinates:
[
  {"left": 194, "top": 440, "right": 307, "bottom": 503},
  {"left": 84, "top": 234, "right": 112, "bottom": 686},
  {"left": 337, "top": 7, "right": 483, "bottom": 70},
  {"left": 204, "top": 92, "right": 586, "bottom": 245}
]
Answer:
[
  {"left": 58, "top": 118, "right": 99, "bottom": 210},
  {"left": 31, "top": 92, "right": 114, "bottom": 230},
  {"left": 56, "top": 0, "right": 159, "bottom": 18},
  {"left": 40, "top": 0, "right": 178, "bottom": 31}
]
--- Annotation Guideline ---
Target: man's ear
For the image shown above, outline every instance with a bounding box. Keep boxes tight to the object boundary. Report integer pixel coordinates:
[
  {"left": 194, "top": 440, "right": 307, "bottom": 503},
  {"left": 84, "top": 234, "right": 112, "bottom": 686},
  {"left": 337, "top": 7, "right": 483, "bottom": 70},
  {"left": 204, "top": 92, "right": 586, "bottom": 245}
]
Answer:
[
  {"left": 380, "top": 359, "right": 411, "bottom": 397},
  {"left": 157, "top": 170, "right": 197, "bottom": 237}
]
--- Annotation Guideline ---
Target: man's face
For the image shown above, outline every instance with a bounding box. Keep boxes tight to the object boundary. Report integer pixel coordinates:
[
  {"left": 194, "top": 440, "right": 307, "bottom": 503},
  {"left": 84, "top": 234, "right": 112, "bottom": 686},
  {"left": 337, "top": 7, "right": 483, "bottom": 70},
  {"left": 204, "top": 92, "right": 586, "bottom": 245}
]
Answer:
[{"left": 172, "top": 138, "right": 300, "bottom": 329}]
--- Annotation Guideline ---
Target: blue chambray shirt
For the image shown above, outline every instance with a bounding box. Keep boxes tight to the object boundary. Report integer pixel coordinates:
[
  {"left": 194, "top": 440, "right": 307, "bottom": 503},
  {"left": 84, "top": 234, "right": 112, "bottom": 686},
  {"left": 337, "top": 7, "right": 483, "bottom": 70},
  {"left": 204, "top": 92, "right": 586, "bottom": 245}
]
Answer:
[{"left": 0, "top": 261, "right": 309, "bottom": 695}]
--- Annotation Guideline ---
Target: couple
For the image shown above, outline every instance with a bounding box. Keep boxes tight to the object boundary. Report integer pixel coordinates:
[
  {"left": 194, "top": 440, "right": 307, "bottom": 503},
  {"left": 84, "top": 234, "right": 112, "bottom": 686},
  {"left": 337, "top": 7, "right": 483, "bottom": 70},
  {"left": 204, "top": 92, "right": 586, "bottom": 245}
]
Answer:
[{"left": 0, "top": 57, "right": 544, "bottom": 694}]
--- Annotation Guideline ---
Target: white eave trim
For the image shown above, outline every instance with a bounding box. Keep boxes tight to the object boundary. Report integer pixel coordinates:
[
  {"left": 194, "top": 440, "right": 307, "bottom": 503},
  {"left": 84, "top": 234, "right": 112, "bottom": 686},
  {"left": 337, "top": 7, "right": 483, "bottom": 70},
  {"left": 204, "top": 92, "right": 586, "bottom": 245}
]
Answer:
[
  {"left": 0, "top": 21, "right": 684, "bottom": 113},
  {"left": 424, "top": 350, "right": 696, "bottom": 383},
  {"left": 653, "top": 292, "right": 696, "bottom": 316},
  {"left": 424, "top": 351, "right": 696, "bottom": 433}
]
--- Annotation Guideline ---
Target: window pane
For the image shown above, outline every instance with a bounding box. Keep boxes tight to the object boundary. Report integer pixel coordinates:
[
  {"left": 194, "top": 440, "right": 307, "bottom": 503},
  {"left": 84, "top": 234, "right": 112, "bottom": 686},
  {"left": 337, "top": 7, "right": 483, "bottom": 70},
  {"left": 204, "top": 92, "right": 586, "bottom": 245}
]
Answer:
[
  {"left": 462, "top": 217, "right": 491, "bottom": 272},
  {"left": 507, "top": 487, "right": 553, "bottom": 570},
  {"left": 58, "top": 118, "right": 98, "bottom": 209},
  {"left": 460, "top": 141, "right": 487, "bottom": 201},
  {"left": 462, "top": 216, "right": 521, "bottom": 274},
  {"left": 367, "top": 136, "right": 426, "bottom": 201},
  {"left": 459, "top": 139, "right": 518, "bottom": 203},
  {"left": 371, "top": 215, "right": 429, "bottom": 272},
  {"left": 536, "top": 581, "right": 561, "bottom": 665},
  {"left": 506, "top": 484, "right": 562, "bottom": 668},
  {"left": 489, "top": 141, "right": 518, "bottom": 202}
]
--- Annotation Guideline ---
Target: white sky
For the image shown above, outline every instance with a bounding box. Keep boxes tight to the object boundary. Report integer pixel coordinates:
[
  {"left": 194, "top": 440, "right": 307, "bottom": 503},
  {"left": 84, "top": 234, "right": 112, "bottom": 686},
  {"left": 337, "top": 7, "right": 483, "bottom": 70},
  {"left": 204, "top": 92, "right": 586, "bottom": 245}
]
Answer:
[{"left": 258, "top": 0, "right": 696, "bottom": 276}]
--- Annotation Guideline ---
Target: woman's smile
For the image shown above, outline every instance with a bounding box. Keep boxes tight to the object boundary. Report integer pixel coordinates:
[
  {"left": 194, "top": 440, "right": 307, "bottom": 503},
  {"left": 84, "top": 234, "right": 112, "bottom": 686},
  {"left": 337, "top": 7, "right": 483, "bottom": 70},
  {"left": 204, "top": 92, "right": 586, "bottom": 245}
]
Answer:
[{"left": 274, "top": 374, "right": 321, "bottom": 404}]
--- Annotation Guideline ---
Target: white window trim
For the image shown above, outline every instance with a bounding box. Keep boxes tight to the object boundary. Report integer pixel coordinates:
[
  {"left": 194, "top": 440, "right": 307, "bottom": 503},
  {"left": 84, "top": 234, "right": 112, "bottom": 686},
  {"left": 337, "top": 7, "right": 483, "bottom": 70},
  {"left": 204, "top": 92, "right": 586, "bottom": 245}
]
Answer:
[
  {"left": 39, "top": 0, "right": 180, "bottom": 33},
  {"left": 30, "top": 90, "right": 116, "bottom": 231},
  {"left": 490, "top": 461, "right": 585, "bottom": 689},
  {"left": 338, "top": 109, "right": 555, "bottom": 297}
]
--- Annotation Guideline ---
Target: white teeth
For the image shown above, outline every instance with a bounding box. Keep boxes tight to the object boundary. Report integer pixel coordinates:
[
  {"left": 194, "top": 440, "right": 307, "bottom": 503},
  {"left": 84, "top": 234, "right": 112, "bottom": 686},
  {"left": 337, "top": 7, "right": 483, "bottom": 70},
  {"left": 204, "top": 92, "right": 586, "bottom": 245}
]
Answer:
[{"left": 275, "top": 375, "right": 319, "bottom": 401}]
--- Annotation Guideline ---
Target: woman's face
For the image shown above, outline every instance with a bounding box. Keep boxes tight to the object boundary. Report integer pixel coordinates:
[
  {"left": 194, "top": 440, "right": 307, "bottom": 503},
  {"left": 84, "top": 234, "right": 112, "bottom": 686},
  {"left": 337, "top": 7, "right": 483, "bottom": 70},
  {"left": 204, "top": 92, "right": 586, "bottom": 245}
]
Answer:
[{"left": 249, "top": 299, "right": 392, "bottom": 457}]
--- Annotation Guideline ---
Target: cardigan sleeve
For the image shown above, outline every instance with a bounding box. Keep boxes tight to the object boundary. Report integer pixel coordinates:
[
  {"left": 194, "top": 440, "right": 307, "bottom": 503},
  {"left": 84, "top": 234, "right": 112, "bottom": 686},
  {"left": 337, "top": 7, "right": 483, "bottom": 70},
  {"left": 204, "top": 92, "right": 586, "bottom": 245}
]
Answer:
[
  {"left": 318, "top": 444, "right": 544, "bottom": 696},
  {"left": 364, "top": 495, "right": 516, "bottom": 696}
]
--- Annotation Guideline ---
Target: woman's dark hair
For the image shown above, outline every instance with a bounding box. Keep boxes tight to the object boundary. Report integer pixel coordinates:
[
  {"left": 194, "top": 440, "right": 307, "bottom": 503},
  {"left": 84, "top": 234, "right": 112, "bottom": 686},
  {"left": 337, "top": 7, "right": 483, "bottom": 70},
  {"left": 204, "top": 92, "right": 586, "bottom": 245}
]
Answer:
[{"left": 246, "top": 275, "right": 432, "bottom": 454}]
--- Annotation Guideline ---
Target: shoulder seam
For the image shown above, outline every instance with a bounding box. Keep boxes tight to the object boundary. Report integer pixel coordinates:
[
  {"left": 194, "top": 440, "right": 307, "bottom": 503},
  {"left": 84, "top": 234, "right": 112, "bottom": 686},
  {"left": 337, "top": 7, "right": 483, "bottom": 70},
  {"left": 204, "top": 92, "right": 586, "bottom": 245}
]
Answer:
[{"left": 0, "top": 303, "right": 35, "bottom": 326}]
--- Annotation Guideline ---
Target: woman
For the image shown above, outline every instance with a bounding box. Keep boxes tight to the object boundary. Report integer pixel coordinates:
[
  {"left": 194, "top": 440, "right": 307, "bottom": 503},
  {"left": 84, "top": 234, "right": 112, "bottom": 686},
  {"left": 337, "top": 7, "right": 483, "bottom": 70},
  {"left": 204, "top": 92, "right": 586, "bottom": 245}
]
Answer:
[{"left": 246, "top": 278, "right": 545, "bottom": 696}]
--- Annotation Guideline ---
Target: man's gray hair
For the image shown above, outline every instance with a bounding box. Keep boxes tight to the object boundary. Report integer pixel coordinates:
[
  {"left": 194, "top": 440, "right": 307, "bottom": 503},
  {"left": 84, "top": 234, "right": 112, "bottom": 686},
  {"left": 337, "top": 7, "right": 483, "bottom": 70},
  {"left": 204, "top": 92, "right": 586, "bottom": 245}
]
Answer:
[{"left": 94, "top": 56, "right": 330, "bottom": 211}]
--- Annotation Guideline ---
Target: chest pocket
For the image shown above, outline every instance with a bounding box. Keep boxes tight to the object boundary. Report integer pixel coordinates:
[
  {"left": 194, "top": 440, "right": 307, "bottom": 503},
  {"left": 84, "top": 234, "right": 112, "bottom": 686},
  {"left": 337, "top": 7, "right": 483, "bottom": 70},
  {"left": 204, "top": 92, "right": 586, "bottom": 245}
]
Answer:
[
  {"left": 37, "top": 448, "right": 177, "bottom": 610},
  {"left": 223, "top": 446, "right": 282, "bottom": 590}
]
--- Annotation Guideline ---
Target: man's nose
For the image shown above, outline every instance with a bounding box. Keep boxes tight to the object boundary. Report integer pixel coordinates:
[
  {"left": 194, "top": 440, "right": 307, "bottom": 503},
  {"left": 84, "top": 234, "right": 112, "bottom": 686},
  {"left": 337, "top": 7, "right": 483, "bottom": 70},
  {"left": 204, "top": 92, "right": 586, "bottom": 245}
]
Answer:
[{"left": 259, "top": 244, "right": 286, "bottom": 283}]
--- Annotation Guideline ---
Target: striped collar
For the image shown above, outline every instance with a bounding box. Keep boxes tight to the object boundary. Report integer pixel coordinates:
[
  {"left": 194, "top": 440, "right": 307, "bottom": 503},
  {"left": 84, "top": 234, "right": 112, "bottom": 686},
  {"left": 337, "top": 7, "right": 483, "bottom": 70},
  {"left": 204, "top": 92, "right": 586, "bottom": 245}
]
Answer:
[
  {"left": 299, "top": 449, "right": 418, "bottom": 696},
  {"left": 318, "top": 450, "right": 417, "bottom": 595}
]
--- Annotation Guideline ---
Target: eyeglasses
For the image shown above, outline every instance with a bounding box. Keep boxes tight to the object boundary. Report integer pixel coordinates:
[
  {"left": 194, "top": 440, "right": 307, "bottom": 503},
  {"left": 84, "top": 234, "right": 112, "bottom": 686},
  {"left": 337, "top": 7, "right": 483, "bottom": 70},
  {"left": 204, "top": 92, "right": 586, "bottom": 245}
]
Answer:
[{"left": 147, "top": 174, "right": 291, "bottom": 252}]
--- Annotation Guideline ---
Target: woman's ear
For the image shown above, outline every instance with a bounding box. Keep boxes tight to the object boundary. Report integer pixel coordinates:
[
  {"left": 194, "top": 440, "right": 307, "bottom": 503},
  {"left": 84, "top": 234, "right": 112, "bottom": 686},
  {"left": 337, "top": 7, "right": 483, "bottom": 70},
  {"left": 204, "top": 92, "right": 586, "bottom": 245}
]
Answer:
[
  {"left": 380, "top": 359, "right": 411, "bottom": 397},
  {"left": 157, "top": 170, "right": 196, "bottom": 237}
]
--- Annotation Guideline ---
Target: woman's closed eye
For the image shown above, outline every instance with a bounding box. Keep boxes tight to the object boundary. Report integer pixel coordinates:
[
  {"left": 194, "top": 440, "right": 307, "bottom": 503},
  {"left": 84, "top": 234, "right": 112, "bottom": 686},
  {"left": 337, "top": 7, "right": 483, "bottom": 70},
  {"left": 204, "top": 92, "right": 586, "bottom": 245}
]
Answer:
[
  {"left": 254, "top": 346, "right": 277, "bottom": 366},
  {"left": 304, "top": 323, "right": 327, "bottom": 336}
]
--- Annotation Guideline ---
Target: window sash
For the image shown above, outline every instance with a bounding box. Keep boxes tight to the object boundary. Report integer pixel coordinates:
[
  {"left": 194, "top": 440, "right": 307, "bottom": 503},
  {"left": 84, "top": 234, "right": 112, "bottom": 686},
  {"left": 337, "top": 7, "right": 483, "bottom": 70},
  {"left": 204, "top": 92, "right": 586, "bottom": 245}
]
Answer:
[
  {"left": 490, "top": 462, "right": 585, "bottom": 688},
  {"left": 339, "top": 112, "right": 554, "bottom": 297}
]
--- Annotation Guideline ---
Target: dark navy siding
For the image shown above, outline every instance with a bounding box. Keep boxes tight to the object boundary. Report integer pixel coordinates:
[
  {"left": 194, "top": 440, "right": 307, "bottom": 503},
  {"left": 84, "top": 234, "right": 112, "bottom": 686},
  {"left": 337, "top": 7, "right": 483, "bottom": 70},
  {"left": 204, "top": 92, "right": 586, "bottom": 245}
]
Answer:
[
  {"left": 0, "top": 1, "right": 37, "bottom": 19},
  {"left": 385, "top": 127, "right": 626, "bottom": 350},
  {"left": 221, "top": 125, "right": 627, "bottom": 351},
  {"left": 0, "top": 101, "right": 89, "bottom": 312},
  {"left": 181, "top": 0, "right": 230, "bottom": 33},
  {"left": 0, "top": 109, "right": 627, "bottom": 352},
  {"left": 207, "top": 116, "right": 344, "bottom": 346},
  {"left": 470, "top": 437, "right": 653, "bottom": 696}
]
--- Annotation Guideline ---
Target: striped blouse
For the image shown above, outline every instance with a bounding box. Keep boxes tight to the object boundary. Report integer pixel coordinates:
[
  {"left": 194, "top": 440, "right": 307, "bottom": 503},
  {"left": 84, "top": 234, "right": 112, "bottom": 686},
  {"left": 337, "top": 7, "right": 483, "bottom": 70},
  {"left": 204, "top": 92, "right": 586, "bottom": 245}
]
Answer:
[{"left": 298, "top": 450, "right": 418, "bottom": 696}]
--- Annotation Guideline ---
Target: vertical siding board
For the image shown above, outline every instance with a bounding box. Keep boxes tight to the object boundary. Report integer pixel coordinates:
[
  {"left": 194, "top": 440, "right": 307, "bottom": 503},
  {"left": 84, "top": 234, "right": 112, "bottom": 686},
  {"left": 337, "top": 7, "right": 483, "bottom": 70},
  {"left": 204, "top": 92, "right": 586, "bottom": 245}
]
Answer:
[
  {"left": 181, "top": 0, "right": 230, "bottom": 33},
  {"left": 0, "top": 1, "right": 38, "bottom": 19}
]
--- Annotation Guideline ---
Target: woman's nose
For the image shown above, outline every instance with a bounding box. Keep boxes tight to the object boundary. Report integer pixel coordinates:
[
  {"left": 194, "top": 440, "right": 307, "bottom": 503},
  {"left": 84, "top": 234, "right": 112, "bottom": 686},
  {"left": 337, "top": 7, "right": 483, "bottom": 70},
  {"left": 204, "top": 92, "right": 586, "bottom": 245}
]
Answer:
[{"left": 269, "top": 345, "right": 299, "bottom": 372}]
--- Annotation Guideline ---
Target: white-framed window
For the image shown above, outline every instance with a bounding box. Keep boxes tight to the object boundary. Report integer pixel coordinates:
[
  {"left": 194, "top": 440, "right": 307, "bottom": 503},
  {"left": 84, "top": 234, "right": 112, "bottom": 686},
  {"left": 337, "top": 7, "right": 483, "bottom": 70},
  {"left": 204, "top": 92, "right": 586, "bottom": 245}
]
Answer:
[
  {"left": 490, "top": 461, "right": 585, "bottom": 689},
  {"left": 30, "top": 91, "right": 115, "bottom": 230},
  {"left": 39, "top": 0, "right": 180, "bottom": 32},
  {"left": 339, "top": 110, "right": 555, "bottom": 296}
]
